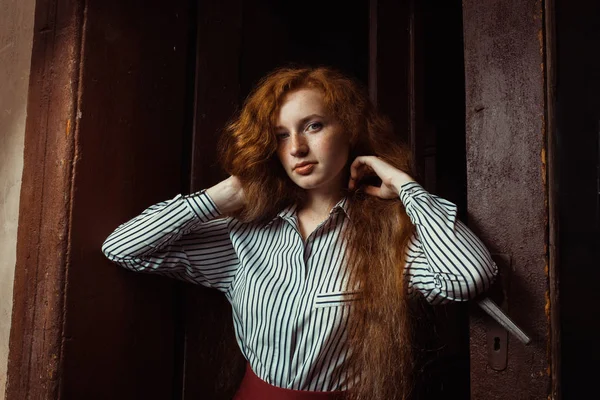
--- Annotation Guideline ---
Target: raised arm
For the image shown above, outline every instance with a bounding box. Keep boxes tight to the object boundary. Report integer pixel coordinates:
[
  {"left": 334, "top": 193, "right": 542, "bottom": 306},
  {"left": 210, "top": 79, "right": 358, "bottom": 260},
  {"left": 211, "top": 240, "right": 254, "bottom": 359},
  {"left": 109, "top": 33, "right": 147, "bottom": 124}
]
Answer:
[
  {"left": 348, "top": 155, "right": 497, "bottom": 304},
  {"left": 102, "top": 177, "right": 246, "bottom": 292},
  {"left": 399, "top": 182, "right": 497, "bottom": 304}
]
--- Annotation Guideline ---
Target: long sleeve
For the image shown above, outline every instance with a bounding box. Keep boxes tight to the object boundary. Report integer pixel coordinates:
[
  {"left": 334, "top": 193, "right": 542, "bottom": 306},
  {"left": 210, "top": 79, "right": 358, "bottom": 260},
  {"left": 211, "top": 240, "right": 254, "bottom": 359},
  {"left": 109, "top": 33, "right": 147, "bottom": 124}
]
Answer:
[
  {"left": 399, "top": 181, "right": 498, "bottom": 304},
  {"left": 102, "top": 190, "right": 240, "bottom": 291}
]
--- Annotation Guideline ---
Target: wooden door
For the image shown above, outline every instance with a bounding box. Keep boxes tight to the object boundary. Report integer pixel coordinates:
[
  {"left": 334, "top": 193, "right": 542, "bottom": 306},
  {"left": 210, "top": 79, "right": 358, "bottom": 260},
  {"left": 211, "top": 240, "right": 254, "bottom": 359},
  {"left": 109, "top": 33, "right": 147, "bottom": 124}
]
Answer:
[
  {"left": 463, "top": 0, "right": 556, "bottom": 398},
  {"left": 7, "top": 0, "right": 195, "bottom": 398}
]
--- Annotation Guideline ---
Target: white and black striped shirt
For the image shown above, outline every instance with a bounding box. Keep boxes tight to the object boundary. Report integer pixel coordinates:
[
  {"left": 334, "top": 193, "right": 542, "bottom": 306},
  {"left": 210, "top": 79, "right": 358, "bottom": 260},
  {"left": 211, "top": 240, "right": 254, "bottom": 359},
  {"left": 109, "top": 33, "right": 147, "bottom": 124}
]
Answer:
[{"left": 102, "top": 181, "right": 497, "bottom": 391}]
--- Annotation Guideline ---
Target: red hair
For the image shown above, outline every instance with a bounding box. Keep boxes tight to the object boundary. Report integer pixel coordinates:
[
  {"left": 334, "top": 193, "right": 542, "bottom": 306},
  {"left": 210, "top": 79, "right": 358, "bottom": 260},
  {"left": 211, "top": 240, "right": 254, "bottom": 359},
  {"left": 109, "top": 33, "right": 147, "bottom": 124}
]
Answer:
[{"left": 219, "top": 67, "right": 415, "bottom": 400}]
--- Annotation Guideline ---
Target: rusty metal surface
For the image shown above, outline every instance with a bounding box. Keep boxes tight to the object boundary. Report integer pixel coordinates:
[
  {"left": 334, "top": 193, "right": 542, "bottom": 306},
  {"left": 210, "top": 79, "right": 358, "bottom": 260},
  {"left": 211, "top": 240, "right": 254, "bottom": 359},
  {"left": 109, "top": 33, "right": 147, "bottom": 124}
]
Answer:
[
  {"left": 463, "top": 0, "right": 551, "bottom": 398},
  {"left": 6, "top": 0, "right": 84, "bottom": 398}
]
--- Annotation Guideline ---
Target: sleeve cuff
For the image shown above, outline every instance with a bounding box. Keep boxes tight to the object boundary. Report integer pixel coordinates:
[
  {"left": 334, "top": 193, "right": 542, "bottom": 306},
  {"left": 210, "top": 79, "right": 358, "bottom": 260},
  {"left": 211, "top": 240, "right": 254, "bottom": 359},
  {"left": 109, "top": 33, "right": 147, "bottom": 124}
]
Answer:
[
  {"left": 398, "top": 181, "right": 428, "bottom": 207},
  {"left": 182, "top": 189, "right": 223, "bottom": 223}
]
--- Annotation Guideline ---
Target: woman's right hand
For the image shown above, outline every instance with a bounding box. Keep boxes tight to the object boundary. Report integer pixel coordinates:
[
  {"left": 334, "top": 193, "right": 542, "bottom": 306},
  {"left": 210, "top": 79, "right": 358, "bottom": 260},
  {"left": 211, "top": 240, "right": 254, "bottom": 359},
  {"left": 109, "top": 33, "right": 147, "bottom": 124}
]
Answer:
[{"left": 205, "top": 176, "right": 246, "bottom": 214}]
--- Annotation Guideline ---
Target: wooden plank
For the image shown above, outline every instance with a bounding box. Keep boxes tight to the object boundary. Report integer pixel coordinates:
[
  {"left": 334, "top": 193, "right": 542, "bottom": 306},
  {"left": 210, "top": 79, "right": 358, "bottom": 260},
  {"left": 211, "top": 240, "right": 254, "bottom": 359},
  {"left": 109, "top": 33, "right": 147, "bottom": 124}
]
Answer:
[
  {"left": 6, "top": 0, "right": 84, "bottom": 398},
  {"left": 463, "top": 0, "right": 552, "bottom": 397},
  {"left": 544, "top": 0, "right": 560, "bottom": 398}
]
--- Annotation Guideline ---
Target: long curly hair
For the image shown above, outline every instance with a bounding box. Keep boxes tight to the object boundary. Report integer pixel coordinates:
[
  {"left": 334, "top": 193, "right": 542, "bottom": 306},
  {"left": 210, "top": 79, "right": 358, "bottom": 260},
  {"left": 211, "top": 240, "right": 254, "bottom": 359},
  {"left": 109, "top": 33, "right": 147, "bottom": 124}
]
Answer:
[{"left": 219, "top": 67, "right": 416, "bottom": 400}]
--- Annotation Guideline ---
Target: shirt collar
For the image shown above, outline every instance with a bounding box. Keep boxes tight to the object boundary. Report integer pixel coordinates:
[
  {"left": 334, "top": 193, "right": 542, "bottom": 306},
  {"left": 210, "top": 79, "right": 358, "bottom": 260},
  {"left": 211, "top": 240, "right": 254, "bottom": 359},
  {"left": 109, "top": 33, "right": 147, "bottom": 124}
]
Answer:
[
  {"left": 263, "top": 196, "right": 351, "bottom": 228},
  {"left": 330, "top": 196, "right": 351, "bottom": 219},
  {"left": 276, "top": 203, "right": 298, "bottom": 221}
]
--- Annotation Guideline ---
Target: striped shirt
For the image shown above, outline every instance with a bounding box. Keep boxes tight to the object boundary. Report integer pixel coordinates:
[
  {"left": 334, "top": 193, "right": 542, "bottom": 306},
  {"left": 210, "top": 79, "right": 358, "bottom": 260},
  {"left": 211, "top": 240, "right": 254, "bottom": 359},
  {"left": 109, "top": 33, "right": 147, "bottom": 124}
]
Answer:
[{"left": 102, "top": 181, "right": 497, "bottom": 391}]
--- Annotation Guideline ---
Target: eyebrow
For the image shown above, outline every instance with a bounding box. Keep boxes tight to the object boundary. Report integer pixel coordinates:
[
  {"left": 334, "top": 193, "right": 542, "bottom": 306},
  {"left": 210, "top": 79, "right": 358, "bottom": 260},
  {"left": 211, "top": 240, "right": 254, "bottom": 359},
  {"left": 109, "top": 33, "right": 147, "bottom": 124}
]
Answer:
[{"left": 274, "top": 114, "right": 325, "bottom": 131}]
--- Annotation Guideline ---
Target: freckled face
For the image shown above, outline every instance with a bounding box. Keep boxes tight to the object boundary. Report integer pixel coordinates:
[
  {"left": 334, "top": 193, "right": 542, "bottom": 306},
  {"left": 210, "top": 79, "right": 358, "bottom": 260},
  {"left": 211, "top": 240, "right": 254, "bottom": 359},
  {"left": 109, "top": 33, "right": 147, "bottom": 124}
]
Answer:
[{"left": 275, "top": 89, "right": 350, "bottom": 193}]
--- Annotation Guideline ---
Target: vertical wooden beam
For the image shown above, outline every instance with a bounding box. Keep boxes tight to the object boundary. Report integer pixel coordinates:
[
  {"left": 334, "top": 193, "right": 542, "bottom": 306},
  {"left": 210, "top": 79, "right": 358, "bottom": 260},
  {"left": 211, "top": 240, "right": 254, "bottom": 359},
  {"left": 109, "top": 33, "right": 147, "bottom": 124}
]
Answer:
[
  {"left": 544, "top": 0, "right": 560, "bottom": 398},
  {"left": 463, "top": 0, "right": 552, "bottom": 398},
  {"left": 6, "top": 0, "right": 85, "bottom": 397}
]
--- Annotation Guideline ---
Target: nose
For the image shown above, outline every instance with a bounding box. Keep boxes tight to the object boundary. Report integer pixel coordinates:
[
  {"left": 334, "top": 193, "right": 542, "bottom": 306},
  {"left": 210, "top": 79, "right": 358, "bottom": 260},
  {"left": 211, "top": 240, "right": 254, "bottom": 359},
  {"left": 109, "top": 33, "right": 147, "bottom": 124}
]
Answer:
[{"left": 290, "top": 133, "right": 308, "bottom": 157}]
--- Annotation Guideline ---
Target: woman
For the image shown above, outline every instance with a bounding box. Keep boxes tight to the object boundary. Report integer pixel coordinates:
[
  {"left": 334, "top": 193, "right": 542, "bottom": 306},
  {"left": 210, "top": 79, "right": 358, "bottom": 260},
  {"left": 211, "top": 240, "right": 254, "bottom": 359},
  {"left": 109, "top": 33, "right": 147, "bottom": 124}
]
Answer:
[{"left": 102, "top": 67, "right": 497, "bottom": 400}]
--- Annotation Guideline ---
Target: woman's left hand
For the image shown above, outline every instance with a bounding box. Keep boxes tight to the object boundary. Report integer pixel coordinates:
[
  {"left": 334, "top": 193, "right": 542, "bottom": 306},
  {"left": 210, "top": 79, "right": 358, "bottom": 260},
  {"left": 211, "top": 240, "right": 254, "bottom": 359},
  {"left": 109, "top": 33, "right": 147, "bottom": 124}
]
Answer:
[{"left": 348, "top": 156, "right": 416, "bottom": 199}]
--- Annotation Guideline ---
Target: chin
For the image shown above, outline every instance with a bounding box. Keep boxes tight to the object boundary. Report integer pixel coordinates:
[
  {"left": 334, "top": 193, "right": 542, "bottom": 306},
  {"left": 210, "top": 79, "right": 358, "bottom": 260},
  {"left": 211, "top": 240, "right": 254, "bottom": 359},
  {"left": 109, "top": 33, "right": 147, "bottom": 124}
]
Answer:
[
  {"left": 292, "top": 180, "right": 321, "bottom": 190},
  {"left": 291, "top": 175, "right": 335, "bottom": 191},
  {"left": 286, "top": 174, "right": 314, "bottom": 187}
]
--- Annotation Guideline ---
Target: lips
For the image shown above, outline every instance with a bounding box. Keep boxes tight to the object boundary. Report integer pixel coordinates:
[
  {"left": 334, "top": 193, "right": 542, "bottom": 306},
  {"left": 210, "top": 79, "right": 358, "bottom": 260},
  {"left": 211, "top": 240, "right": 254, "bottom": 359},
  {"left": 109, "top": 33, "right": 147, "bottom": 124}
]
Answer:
[{"left": 294, "top": 162, "right": 316, "bottom": 175}]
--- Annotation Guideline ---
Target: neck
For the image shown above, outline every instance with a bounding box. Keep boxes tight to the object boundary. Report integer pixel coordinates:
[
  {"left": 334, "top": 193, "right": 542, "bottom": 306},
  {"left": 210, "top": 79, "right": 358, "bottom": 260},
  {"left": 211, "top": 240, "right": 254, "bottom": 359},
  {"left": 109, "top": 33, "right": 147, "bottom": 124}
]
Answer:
[{"left": 301, "top": 185, "right": 344, "bottom": 217}]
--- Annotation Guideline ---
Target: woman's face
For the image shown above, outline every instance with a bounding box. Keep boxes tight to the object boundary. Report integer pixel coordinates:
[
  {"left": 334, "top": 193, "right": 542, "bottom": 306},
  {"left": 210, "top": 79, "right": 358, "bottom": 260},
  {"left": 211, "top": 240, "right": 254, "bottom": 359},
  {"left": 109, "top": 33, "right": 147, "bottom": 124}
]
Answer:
[{"left": 275, "top": 88, "right": 350, "bottom": 195}]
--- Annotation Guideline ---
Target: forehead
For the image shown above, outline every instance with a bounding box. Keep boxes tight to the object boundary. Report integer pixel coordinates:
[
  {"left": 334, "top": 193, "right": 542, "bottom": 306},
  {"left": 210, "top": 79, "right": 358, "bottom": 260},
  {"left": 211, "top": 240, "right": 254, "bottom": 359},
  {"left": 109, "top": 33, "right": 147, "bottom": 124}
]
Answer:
[{"left": 276, "top": 88, "right": 327, "bottom": 126}]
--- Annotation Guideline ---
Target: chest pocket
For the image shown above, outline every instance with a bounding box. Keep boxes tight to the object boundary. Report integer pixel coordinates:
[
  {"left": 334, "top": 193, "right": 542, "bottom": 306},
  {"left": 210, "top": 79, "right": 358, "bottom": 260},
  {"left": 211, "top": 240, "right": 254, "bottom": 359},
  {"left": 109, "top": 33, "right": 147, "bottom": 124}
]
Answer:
[{"left": 313, "top": 290, "right": 361, "bottom": 308}]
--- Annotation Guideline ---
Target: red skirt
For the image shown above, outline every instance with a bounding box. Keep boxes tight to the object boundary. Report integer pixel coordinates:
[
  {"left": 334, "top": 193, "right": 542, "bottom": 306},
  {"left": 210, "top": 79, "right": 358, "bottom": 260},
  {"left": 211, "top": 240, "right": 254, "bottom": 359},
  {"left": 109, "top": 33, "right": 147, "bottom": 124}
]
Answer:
[{"left": 233, "top": 364, "right": 347, "bottom": 400}]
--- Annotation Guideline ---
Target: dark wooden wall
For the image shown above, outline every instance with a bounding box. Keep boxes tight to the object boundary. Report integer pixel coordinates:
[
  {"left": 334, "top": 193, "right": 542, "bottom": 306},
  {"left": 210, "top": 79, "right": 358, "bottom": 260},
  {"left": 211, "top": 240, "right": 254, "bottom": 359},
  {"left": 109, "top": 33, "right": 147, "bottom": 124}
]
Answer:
[
  {"left": 555, "top": 0, "right": 600, "bottom": 397},
  {"left": 7, "top": 0, "right": 195, "bottom": 398}
]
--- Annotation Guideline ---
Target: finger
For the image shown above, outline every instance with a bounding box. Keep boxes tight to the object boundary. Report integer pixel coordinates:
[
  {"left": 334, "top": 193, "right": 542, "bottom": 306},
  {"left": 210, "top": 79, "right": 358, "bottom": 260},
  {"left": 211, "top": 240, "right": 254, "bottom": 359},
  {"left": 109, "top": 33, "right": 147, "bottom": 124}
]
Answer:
[
  {"left": 348, "top": 166, "right": 371, "bottom": 190},
  {"left": 350, "top": 157, "right": 376, "bottom": 181},
  {"left": 349, "top": 158, "right": 362, "bottom": 182},
  {"left": 349, "top": 156, "right": 368, "bottom": 178},
  {"left": 351, "top": 156, "right": 385, "bottom": 181},
  {"left": 349, "top": 171, "right": 364, "bottom": 190},
  {"left": 349, "top": 164, "right": 378, "bottom": 191}
]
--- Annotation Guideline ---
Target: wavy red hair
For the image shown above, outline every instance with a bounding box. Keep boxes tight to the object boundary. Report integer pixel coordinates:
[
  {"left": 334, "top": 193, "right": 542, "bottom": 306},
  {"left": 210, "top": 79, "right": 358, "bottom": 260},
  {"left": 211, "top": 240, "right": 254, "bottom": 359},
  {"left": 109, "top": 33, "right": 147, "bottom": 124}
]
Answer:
[{"left": 219, "top": 67, "right": 416, "bottom": 400}]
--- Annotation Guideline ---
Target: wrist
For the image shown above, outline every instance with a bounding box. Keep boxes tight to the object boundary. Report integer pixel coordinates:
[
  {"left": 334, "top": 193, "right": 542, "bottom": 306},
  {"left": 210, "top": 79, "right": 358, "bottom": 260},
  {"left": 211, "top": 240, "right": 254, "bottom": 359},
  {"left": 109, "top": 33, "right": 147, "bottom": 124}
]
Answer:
[
  {"left": 391, "top": 172, "right": 416, "bottom": 194},
  {"left": 206, "top": 177, "right": 243, "bottom": 214}
]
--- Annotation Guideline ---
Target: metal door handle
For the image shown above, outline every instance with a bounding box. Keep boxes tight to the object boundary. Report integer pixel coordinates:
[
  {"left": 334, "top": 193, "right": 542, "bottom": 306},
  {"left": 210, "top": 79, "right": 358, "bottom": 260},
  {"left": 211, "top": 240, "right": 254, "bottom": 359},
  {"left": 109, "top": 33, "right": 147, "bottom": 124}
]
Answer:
[
  {"left": 479, "top": 254, "right": 531, "bottom": 371},
  {"left": 478, "top": 297, "right": 531, "bottom": 345}
]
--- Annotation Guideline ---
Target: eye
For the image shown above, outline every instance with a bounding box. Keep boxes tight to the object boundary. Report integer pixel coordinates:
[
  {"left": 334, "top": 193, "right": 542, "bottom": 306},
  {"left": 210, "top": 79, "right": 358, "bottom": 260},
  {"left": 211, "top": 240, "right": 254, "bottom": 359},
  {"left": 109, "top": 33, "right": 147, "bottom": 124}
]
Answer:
[
  {"left": 306, "top": 122, "right": 323, "bottom": 132},
  {"left": 275, "top": 132, "right": 289, "bottom": 140}
]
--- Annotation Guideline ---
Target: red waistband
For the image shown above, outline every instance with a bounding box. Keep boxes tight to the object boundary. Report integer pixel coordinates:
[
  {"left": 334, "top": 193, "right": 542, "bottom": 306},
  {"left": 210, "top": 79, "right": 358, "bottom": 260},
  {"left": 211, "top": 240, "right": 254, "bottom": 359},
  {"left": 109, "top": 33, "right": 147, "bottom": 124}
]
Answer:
[{"left": 233, "top": 363, "right": 346, "bottom": 400}]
